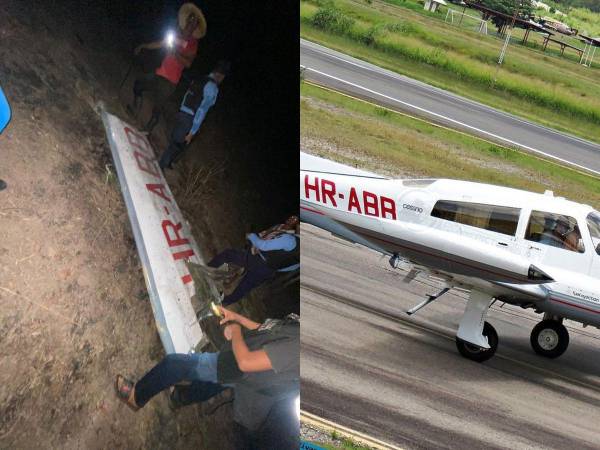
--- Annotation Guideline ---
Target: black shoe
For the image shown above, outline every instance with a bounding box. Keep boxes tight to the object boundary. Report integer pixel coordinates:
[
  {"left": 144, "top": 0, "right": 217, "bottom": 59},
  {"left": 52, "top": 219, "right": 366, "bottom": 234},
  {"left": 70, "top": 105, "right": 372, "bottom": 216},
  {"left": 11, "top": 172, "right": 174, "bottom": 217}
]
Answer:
[
  {"left": 168, "top": 387, "right": 185, "bottom": 411},
  {"left": 0, "top": 179, "right": 6, "bottom": 191}
]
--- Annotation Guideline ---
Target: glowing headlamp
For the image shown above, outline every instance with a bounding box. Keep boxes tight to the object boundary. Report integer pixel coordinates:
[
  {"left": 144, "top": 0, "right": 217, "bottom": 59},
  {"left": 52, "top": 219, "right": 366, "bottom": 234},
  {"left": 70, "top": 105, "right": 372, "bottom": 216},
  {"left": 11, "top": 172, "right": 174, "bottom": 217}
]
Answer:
[{"left": 166, "top": 30, "right": 175, "bottom": 48}]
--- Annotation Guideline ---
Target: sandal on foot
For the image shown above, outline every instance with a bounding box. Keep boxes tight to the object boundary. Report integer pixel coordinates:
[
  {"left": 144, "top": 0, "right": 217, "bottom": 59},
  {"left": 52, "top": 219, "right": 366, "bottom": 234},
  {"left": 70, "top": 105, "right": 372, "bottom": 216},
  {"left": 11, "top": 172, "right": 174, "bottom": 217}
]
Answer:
[{"left": 115, "top": 375, "right": 140, "bottom": 411}]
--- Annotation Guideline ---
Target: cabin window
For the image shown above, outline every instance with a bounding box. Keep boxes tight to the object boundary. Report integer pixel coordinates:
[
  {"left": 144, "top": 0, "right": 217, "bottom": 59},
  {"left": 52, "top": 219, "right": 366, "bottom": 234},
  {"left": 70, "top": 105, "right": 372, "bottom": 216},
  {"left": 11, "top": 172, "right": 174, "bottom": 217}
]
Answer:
[
  {"left": 586, "top": 211, "right": 600, "bottom": 255},
  {"left": 525, "top": 211, "right": 584, "bottom": 253},
  {"left": 431, "top": 200, "right": 520, "bottom": 236}
]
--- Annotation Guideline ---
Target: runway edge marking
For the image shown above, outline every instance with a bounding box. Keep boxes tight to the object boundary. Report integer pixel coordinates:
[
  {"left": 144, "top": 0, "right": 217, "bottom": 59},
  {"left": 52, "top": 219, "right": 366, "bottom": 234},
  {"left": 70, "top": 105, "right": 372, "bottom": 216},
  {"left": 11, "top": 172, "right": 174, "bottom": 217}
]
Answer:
[
  {"left": 301, "top": 76, "right": 600, "bottom": 182},
  {"left": 301, "top": 410, "right": 404, "bottom": 450}
]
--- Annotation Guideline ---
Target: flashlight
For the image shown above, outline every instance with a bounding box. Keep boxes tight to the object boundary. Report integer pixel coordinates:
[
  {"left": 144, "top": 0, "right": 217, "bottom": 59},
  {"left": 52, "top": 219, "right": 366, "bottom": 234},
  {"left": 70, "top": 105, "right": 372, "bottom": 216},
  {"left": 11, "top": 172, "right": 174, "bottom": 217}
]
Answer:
[
  {"left": 165, "top": 30, "right": 175, "bottom": 48},
  {"left": 197, "top": 301, "right": 223, "bottom": 321},
  {"left": 211, "top": 302, "right": 223, "bottom": 318}
]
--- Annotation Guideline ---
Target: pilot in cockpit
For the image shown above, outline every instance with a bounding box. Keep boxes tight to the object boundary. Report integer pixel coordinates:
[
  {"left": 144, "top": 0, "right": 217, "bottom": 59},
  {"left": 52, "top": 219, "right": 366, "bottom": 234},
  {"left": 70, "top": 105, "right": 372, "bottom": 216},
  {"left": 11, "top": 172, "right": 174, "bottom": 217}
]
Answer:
[{"left": 539, "top": 215, "right": 578, "bottom": 251}]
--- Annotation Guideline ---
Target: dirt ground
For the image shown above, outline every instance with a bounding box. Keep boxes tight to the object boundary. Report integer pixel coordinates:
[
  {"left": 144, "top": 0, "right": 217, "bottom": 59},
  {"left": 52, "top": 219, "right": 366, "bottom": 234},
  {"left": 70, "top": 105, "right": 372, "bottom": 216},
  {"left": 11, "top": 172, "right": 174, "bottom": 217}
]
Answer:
[{"left": 0, "top": 2, "right": 297, "bottom": 449}]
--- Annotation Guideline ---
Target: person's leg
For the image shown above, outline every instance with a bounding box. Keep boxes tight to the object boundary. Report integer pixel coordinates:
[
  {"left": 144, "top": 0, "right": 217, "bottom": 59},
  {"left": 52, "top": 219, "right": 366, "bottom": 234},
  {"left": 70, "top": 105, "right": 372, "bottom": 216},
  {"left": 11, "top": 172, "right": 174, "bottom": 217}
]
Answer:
[
  {"left": 133, "top": 352, "right": 218, "bottom": 407},
  {"left": 159, "top": 112, "right": 192, "bottom": 169},
  {"left": 159, "top": 141, "right": 184, "bottom": 170},
  {"left": 128, "top": 73, "right": 154, "bottom": 117},
  {"left": 222, "top": 262, "right": 275, "bottom": 306},
  {"left": 172, "top": 381, "right": 228, "bottom": 407},
  {"left": 145, "top": 77, "right": 175, "bottom": 133},
  {"left": 208, "top": 248, "right": 249, "bottom": 269}
]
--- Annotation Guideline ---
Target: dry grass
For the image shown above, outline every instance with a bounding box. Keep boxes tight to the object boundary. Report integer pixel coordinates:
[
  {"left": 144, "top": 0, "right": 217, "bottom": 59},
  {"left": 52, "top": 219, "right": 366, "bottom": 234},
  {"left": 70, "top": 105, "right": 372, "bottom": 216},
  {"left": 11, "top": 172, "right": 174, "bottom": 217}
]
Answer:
[{"left": 176, "top": 160, "right": 228, "bottom": 211}]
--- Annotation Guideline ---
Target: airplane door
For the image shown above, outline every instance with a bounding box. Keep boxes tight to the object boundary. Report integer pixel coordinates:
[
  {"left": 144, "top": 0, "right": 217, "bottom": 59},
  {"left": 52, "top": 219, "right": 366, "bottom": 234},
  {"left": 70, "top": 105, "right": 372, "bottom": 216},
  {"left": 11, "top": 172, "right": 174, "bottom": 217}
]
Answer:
[
  {"left": 589, "top": 253, "right": 600, "bottom": 278},
  {"left": 585, "top": 211, "right": 600, "bottom": 278},
  {"left": 524, "top": 211, "right": 591, "bottom": 275}
]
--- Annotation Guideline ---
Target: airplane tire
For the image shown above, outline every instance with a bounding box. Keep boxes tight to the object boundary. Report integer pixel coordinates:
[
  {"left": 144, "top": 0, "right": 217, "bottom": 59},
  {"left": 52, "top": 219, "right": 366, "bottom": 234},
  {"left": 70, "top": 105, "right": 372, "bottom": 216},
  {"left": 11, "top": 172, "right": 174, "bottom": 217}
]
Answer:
[
  {"left": 530, "top": 320, "right": 569, "bottom": 358},
  {"left": 455, "top": 321, "right": 498, "bottom": 363}
]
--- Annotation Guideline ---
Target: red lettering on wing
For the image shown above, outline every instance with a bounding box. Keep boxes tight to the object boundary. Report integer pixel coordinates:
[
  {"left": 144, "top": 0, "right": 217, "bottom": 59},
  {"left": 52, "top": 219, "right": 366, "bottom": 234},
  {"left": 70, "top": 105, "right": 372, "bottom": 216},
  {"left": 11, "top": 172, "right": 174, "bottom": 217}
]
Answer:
[
  {"left": 124, "top": 127, "right": 153, "bottom": 155},
  {"left": 304, "top": 175, "right": 320, "bottom": 202},
  {"left": 348, "top": 187, "right": 362, "bottom": 214},
  {"left": 380, "top": 196, "right": 397, "bottom": 220},
  {"left": 321, "top": 179, "right": 337, "bottom": 207},
  {"left": 134, "top": 151, "right": 160, "bottom": 178},
  {"left": 363, "top": 191, "right": 379, "bottom": 217},
  {"left": 162, "top": 220, "right": 190, "bottom": 247},
  {"left": 146, "top": 183, "right": 172, "bottom": 202},
  {"left": 173, "top": 248, "right": 195, "bottom": 261}
]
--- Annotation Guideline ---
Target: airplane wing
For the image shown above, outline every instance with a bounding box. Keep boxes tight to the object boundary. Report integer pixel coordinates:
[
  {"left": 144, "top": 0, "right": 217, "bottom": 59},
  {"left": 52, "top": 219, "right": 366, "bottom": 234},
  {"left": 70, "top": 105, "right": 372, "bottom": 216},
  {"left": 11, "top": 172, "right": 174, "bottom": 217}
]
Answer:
[
  {"left": 301, "top": 152, "right": 387, "bottom": 179},
  {"left": 492, "top": 281, "right": 549, "bottom": 302}
]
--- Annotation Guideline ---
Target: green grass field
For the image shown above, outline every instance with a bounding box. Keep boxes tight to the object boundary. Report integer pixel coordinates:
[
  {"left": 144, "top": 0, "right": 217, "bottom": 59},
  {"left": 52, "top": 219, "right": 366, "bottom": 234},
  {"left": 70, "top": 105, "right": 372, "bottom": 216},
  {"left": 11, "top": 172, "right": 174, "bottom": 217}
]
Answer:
[
  {"left": 301, "top": 0, "right": 600, "bottom": 144},
  {"left": 301, "top": 81, "right": 600, "bottom": 207}
]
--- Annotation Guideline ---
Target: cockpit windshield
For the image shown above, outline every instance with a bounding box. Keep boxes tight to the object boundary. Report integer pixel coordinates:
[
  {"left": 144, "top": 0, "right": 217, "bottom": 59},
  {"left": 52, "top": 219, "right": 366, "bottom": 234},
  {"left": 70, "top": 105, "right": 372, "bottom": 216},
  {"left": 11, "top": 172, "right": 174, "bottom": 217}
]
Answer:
[{"left": 586, "top": 211, "right": 600, "bottom": 255}]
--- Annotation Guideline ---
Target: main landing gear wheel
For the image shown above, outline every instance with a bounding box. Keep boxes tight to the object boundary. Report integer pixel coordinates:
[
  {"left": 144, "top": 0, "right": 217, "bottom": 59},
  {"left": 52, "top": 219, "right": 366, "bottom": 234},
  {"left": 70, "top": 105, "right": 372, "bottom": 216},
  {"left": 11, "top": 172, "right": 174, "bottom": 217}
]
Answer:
[
  {"left": 456, "top": 322, "right": 498, "bottom": 363},
  {"left": 530, "top": 320, "right": 569, "bottom": 358}
]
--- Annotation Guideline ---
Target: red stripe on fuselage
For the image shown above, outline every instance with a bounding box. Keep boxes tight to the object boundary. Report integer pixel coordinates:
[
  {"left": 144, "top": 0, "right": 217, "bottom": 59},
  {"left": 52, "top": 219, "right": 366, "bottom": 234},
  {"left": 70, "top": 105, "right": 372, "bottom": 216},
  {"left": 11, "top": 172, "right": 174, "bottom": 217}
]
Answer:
[
  {"left": 300, "top": 205, "right": 325, "bottom": 215},
  {"left": 550, "top": 297, "right": 600, "bottom": 314}
]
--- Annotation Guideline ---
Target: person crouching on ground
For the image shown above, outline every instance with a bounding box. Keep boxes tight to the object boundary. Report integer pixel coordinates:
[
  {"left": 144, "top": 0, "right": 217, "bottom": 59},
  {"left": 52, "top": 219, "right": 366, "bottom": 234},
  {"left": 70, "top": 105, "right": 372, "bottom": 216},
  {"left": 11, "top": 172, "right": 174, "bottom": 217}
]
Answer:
[
  {"left": 206, "top": 221, "right": 300, "bottom": 306},
  {"left": 128, "top": 3, "right": 206, "bottom": 134},
  {"left": 159, "top": 60, "right": 230, "bottom": 170},
  {"left": 115, "top": 307, "right": 299, "bottom": 447}
]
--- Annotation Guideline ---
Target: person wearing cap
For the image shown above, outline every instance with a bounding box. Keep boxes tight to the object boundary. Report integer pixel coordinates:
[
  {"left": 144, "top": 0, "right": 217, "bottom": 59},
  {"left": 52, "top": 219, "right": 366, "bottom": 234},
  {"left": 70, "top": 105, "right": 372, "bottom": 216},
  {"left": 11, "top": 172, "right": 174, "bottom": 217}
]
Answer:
[
  {"left": 539, "top": 215, "right": 580, "bottom": 251},
  {"left": 128, "top": 3, "right": 207, "bottom": 134},
  {"left": 115, "top": 307, "right": 299, "bottom": 448},
  {"left": 158, "top": 60, "right": 230, "bottom": 170}
]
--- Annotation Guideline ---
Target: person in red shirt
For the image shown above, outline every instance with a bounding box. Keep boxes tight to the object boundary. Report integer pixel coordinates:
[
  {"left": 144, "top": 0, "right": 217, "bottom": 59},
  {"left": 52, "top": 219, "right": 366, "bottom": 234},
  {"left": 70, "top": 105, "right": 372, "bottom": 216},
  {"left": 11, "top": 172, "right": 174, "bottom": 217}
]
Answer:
[{"left": 127, "top": 3, "right": 206, "bottom": 134}]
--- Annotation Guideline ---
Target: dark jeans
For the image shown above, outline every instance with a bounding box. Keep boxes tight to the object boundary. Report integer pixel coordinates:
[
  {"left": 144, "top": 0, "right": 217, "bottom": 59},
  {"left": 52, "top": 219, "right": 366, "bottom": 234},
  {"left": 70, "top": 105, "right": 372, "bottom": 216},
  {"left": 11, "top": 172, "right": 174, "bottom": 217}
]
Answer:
[
  {"left": 159, "top": 111, "right": 193, "bottom": 169},
  {"left": 132, "top": 72, "right": 176, "bottom": 132},
  {"left": 172, "top": 381, "right": 228, "bottom": 406},
  {"left": 208, "top": 249, "right": 276, "bottom": 306},
  {"left": 134, "top": 352, "right": 221, "bottom": 407}
]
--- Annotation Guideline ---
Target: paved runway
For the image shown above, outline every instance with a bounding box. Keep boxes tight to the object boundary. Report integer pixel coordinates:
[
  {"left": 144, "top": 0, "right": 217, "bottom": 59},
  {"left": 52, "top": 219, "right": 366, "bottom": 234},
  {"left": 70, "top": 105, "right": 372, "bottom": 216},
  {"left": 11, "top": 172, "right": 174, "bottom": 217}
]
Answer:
[
  {"left": 301, "top": 224, "right": 600, "bottom": 449},
  {"left": 300, "top": 39, "right": 600, "bottom": 176}
]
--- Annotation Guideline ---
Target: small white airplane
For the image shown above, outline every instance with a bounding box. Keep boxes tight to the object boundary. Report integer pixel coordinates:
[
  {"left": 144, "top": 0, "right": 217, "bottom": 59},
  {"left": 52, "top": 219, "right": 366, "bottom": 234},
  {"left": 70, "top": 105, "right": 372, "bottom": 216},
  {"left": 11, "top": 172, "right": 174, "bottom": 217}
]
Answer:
[{"left": 300, "top": 152, "right": 600, "bottom": 362}]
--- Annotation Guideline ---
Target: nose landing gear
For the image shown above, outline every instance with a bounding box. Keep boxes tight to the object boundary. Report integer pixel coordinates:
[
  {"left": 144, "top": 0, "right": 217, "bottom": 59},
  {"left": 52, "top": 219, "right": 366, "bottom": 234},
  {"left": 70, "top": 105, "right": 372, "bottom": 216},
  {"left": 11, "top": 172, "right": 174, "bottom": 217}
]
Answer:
[{"left": 456, "top": 321, "right": 499, "bottom": 362}]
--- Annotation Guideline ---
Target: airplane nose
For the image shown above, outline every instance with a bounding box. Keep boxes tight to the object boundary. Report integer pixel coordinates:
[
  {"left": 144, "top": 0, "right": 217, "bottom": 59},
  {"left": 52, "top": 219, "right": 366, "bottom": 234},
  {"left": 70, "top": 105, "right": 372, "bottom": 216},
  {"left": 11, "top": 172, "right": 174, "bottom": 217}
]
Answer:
[{"left": 528, "top": 265, "right": 554, "bottom": 282}]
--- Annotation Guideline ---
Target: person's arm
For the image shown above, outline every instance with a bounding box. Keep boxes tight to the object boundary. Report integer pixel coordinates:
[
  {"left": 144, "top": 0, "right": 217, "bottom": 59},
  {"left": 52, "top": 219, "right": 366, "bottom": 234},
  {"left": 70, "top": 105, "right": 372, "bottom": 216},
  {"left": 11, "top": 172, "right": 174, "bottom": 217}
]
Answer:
[
  {"left": 185, "top": 84, "right": 217, "bottom": 142},
  {"left": 247, "top": 233, "right": 296, "bottom": 252},
  {"left": 134, "top": 40, "right": 164, "bottom": 55},
  {"left": 219, "top": 306, "right": 261, "bottom": 330},
  {"left": 258, "top": 224, "right": 279, "bottom": 238},
  {"left": 225, "top": 324, "right": 273, "bottom": 372},
  {"left": 565, "top": 231, "right": 579, "bottom": 252}
]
